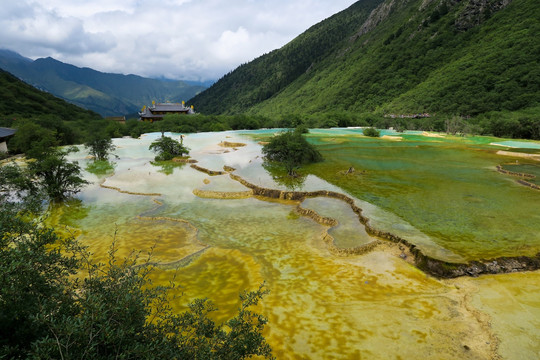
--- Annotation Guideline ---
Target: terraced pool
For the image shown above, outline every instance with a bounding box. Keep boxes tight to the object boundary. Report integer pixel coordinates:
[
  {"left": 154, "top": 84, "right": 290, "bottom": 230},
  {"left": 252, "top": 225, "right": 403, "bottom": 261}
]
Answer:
[{"left": 50, "top": 130, "right": 540, "bottom": 359}]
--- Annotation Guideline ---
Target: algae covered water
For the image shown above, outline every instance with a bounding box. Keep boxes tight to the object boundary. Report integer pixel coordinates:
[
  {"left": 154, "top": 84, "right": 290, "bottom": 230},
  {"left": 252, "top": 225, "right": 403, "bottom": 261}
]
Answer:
[
  {"left": 53, "top": 130, "right": 540, "bottom": 359},
  {"left": 303, "top": 129, "right": 540, "bottom": 260}
]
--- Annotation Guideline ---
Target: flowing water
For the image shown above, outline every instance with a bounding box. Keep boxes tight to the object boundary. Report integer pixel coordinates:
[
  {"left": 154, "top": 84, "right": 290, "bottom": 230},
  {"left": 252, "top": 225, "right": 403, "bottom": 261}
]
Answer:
[{"left": 49, "top": 130, "right": 540, "bottom": 359}]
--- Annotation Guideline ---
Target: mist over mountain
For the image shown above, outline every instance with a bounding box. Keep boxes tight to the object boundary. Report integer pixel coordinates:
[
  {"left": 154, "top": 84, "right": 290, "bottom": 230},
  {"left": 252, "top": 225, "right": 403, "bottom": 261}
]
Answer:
[
  {"left": 0, "top": 50, "right": 207, "bottom": 117},
  {"left": 189, "top": 0, "right": 540, "bottom": 119}
]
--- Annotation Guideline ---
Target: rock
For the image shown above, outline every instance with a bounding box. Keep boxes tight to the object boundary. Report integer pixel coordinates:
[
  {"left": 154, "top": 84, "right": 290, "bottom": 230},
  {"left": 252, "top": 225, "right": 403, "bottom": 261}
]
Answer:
[
  {"left": 454, "top": 0, "right": 513, "bottom": 31},
  {"left": 219, "top": 141, "right": 246, "bottom": 148}
]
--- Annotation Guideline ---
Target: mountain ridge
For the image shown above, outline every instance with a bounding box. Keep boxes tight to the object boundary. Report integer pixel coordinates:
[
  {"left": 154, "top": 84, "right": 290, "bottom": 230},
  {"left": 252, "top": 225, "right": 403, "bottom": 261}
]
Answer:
[
  {"left": 0, "top": 69, "right": 100, "bottom": 121},
  {"left": 0, "top": 51, "right": 207, "bottom": 117},
  {"left": 189, "top": 0, "right": 539, "bottom": 119}
]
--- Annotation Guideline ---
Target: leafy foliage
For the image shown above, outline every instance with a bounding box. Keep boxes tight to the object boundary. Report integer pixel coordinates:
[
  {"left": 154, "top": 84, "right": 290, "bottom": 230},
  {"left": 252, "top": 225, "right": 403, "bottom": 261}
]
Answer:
[
  {"left": 262, "top": 128, "right": 323, "bottom": 176},
  {"left": 85, "top": 132, "right": 116, "bottom": 161},
  {"left": 363, "top": 127, "right": 380, "bottom": 137},
  {"left": 0, "top": 206, "right": 274, "bottom": 359},
  {"left": 149, "top": 135, "right": 190, "bottom": 161},
  {"left": 2, "top": 147, "right": 88, "bottom": 202},
  {"left": 7, "top": 120, "right": 59, "bottom": 158},
  {"left": 0, "top": 204, "right": 79, "bottom": 359},
  {"left": 0, "top": 180, "right": 274, "bottom": 359},
  {"left": 28, "top": 147, "right": 89, "bottom": 202}
]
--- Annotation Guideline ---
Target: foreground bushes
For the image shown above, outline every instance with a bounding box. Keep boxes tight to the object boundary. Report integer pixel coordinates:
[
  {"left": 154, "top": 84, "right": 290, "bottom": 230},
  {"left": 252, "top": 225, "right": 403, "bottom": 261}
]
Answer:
[{"left": 0, "top": 150, "right": 273, "bottom": 359}]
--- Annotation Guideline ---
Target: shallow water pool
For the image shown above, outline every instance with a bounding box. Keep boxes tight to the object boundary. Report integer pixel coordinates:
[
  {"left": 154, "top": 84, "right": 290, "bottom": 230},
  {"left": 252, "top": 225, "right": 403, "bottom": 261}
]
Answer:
[{"left": 52, "top": 129, "right": 540, "bottom": 359}]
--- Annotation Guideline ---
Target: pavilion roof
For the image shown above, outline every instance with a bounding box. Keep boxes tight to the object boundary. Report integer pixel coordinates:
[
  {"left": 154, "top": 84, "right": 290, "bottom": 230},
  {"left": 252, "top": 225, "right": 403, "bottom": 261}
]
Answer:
[
  {"left": 0, "top": 127, "right": 16, "bottom": 138},
  {"left": 151, "top": 103, "right": 190, "bottom": 111}
]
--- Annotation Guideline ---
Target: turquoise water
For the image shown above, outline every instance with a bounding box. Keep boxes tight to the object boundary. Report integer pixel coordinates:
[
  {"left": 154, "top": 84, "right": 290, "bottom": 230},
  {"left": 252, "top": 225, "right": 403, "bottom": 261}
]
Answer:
[
  {"left": 491, "top": 140, "right": 540, "bottom": 149},
  {"left": 303, "top": 134, "right": 540, "bottom": 260},
  {"left": 244, "top": 129, "right": 540, "bottom": 261},
  {"left": 74, "top": 130, "right": 539, "bottom": 261}
]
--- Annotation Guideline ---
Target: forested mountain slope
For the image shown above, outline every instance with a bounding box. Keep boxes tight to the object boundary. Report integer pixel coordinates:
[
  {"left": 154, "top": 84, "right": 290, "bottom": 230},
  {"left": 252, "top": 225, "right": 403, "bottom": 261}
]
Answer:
[
  {"left": 189, "top": 0, "right": 540, "bottom": 118},
  {"left": 0, "top": 69, "right": 100, "bottom": 121},
  {"left": 0, "top": 50, "right": 206, "bottom": 117},
  {"left": 188, "top": 0, "right": 385, "bottom": 114}
]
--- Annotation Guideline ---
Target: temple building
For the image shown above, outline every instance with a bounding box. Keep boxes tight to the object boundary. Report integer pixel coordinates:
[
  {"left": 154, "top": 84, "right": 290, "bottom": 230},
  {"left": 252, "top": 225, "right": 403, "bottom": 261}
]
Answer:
[{"left": 138, "top": 101, "right": 195, "bottom": 122}]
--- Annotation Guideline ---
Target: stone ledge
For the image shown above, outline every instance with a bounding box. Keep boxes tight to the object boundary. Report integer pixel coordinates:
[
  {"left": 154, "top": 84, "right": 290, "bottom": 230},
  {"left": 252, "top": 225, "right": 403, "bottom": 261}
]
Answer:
[
  {"left": 100, "top": 184, "right": 161, "bottom": 196},
  {"left": 226, "top": 172, "right": 540, "bottom": 279},
  {"left": 193, "top": 188, "right": 253, "bottom": 199}
]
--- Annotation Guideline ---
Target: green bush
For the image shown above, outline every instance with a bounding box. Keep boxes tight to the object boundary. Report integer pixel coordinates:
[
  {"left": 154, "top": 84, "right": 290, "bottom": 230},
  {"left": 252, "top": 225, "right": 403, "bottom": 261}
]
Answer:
[
  {"left": 0, "top": 206, "right": 274, "bottom": 359},
  {"left": 262, "top": 130, "right": 322, "bottom": 176},
  {"left": 0, "top": 177, "right": 274, "bottom": 359},
  {"left": 149, "top": 136, "right": 189, "bottom": 161},
  {"left": 363, "top": 127, "right": 380, "bottom": 137},
  {"left": 85, "top": 133, "right": 116, "bottom": 161}
]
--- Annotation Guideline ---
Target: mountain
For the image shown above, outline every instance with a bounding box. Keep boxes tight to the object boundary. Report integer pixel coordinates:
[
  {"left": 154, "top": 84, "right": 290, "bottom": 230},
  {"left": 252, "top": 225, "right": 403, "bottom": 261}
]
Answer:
[
  {"left": 189, "top": 0, "right": 540, "bottom": 118},
  {"left": 0, "top": 51, "right": 207, "bottom": 117},
  {"left": 0, "top": 69, "right": 100, "bottom": 121}
]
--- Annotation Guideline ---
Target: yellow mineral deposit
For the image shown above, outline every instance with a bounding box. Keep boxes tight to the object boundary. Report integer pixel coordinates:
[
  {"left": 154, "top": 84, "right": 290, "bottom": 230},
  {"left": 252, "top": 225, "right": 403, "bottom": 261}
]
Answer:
[
  {"left": 219, "top": 140, "right": 247, "bottom": 148},
  {"left": 381, "top": 135, "right": 402, "bottom": 141}
]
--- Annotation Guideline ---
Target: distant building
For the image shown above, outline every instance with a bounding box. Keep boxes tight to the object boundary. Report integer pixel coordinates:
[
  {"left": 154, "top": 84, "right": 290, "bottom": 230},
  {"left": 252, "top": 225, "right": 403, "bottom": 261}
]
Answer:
[
  {"left": 0, "top": 127, "right": 16, "bottom": 153},
  {"left": 106, "top": 116, "right": 126, "bottom": 124},
  {"left": 138, "top": 101, "right": 195, "bottom": 122}
]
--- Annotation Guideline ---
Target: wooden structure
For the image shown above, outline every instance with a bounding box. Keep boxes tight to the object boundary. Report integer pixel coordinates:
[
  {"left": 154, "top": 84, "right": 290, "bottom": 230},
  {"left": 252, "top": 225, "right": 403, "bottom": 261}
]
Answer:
[
  {"left": 0, "top": 127, "right": 16, "bottom": 153},
  {"left": 139, "top": 101, "right": 195, "bottom": 122}
]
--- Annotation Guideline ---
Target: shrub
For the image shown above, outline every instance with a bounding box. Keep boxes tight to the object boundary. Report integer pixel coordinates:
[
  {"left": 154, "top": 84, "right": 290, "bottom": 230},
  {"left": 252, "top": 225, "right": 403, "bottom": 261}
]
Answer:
[
  {"left": 363, "top": 127, "right": 381, "bottom": 137},
  {"left": 149, "top": 136, "right": 189, "bottom": 161},
  {"left": 262, "top": 130, "right": 322, "bottom": 176}
]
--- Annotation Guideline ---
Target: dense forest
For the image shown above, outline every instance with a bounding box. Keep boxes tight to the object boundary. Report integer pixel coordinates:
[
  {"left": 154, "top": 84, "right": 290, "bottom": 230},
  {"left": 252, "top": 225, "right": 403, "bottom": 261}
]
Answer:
[{"left": 189, "top": 0, "right": 540, "bottom": 138}]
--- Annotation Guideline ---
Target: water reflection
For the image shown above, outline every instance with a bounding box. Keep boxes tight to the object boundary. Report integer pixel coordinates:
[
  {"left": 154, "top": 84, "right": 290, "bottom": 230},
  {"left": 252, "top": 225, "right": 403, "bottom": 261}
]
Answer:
[
  {"left": 85, "top": 160, "right": 116, "bottom": 177},
  {"left": 150, "top": 160, "right": 186, "bottom": 175},
  {"left": 262, "top": 162, "right": 307, "bottom": 190}
]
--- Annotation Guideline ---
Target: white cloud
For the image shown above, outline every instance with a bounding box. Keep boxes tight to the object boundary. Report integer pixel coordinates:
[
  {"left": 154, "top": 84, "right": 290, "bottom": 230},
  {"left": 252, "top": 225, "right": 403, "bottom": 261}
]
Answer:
[
  {"left": 1, "top": 0, "right": 357, "bottom": 81},
  {"left": 2, "top": 2, "right": 116, "bottom": 57}
]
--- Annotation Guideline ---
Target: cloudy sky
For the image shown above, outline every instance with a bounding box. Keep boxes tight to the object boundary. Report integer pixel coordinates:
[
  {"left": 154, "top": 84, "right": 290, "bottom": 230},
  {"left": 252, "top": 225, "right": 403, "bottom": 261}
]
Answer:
[{"left": 2, "top": 0, "right": 357, "bottom": 82}]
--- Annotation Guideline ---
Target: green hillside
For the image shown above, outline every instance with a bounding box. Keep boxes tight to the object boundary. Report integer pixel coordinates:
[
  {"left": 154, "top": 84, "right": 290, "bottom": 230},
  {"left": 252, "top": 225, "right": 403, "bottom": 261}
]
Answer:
[
  {"left": 189, "top": 0, "right": 384, "bottom": 114},
  {"left": 0, "top": 52, "right": 207, "bottom": 117},
  {"left": 0, "top": 69, "right": 100, "bottom": 121},
  {"left": 189, "top": 0, "right": 540, "bottom": 119}
]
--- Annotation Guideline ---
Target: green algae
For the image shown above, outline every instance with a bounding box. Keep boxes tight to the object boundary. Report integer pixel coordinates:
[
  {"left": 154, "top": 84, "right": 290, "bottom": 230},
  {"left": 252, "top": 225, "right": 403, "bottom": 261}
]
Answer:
[
  {"left": 85, "top": 159, "right": 116, "bottom": 176},
  {"left": 500, "top": 163, "right": 540, "bottom": 185},
  {"left": 303, "top": 132, "right": 540, "bottom": 260}
]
